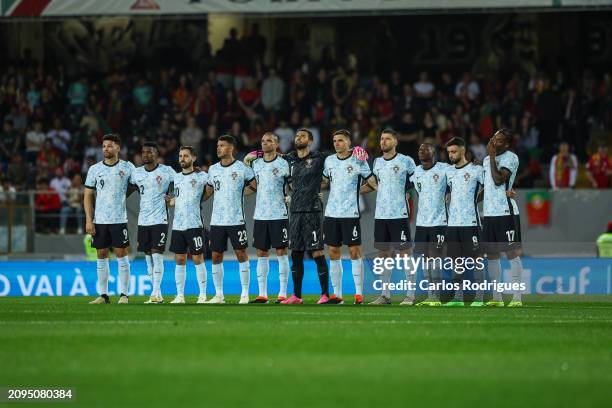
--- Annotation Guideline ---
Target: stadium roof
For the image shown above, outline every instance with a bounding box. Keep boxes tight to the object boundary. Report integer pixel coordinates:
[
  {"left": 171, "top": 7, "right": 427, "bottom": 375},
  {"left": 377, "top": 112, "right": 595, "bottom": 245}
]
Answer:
[{"left": 2, "top": 0, "right": 612, "bottom": 18}]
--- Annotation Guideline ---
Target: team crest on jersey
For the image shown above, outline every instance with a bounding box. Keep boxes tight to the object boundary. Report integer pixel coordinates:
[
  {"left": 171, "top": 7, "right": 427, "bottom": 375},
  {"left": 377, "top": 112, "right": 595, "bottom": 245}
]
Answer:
[
  {"left": 231, "top": 172, "right": 238, "bottom": 180},
  {"left": 392, "top": 165, "right": 400, "bottom": 174},
  {"left": 346, "top": 165, "right": 354, "bottom": 174},
  {"left": 190, "top": 178, "right": 197, "bottom": 187},
  {"left": 156, "top": 175, "right": 162, "bottom": 185},
  {"left": 433, "top": 173, "right": 439, "bottom": 182},
  {"left": 305, "top": 158, "right": 313, "bottom": 168},
  {"left": 464, "top": 172, "right": 470, "bottom": 181},
  {"left": 119, "top": 170, "right": 125, "bottom": 178}
]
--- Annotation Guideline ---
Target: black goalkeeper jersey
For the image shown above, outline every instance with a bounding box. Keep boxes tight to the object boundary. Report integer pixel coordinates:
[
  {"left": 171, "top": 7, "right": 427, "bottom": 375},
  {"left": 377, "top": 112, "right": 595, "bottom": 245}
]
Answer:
[{"left": 284, "top": 150, "right": 327, "bottom": 213}]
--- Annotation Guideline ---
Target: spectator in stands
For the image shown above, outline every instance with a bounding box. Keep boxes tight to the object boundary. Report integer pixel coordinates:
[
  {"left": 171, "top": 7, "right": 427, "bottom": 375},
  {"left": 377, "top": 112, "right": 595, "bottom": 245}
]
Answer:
[
  {"left": 60, "top": 173, "right": 84, "bottom": 234},
  {"left": 180, "top": 115, "right": 204, "bottom": 157},
  {"left": 262, "top": 67, "right": 285, "bottom": 117},
  {"left": 25, "top": 120, "right": 46, "bottom": 164},
  {"left": 46, "top": 118, "right": 71, "bottom": 157},
  {"left": 37, "top": 139, "right": 61, "bottom": 177},
  {"left": 67, "top": 76, "right": 88, "bottom": 116},
  {"left": 7, "top": 154, "right": 28, "bottom": 190},
  {"left": 0, "top": 119, "right": 21, "bottom": 165},
  {"left": 50, "top": 167, "right": 71, "bottom": 205},
  {"left": 238, "top": 77, "right": 262, "bottom": 122},
  {"left": 455, "top": 72, "right": 480, "bottom": 101},
  {"left": 414, "top": 71, "right": 435, "bottom": 109},
  {"left": 549, "top": 141, "right": 578, "bottom": 189},
  {"left": 0, "top": 177, "right": 17, "bottom": 203},
  {"left": 191, "top": 83, "right": 217, "bottom": 130},
  {"left": 34, "top": 177, "right": 61, "bottom": 233},
  {"left": 274, "top": 119, "right": 293, "bottom": 153},
  {"left": 586, "top": 142, "right": 612, "bottom": 189},
  {"left": 468, "top": 132, "right": 487, "bottom": 161}
]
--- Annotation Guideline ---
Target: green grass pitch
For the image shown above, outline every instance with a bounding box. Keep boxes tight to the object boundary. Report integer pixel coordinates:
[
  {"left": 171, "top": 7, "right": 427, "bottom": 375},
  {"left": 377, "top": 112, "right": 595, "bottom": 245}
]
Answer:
[{"left": 1, "top": 296, "right": 611, "bottom": 408}]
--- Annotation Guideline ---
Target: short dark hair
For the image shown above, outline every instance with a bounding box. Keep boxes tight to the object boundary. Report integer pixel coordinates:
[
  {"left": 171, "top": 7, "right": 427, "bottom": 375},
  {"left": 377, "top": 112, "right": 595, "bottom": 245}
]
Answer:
[
  {"left": 218, "top": 135, "right": 236, "bottom": 146},
  {"left": 381, "top": 128, "right": 398, "bottom": 138},
  {"left": 297, "top": 128, "right": 313, "bottom": 141},
  {"left": 446, "top": 137, "right": 466, "bottom": 148},
  {"left": 332, "top": 129, "right": 351, "bottom": 139},
  {"left": 179, "top": 145, "right": 197, "bottom": 156},
  {"left": 495, "top": 128, "right": 513, "bottom": 145},
  {"left": 102, "top": 133, "right": 121, "bottom": 146},
  {"left": 142, "top": 141, "right": 159, "bottom": 152}
]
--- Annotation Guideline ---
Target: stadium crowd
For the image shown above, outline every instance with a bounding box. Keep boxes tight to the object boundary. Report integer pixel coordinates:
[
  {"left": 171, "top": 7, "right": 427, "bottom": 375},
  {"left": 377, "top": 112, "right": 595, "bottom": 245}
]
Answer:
[{"left": 1, "top": 28, "right": 611, "bottom": 233}]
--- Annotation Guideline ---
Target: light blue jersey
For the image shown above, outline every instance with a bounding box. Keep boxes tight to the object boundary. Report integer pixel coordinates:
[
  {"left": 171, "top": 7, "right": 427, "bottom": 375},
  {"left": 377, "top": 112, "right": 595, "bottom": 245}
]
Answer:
[
  {"left": 446, "top": 163, "right": 484, "bottom": 227},
  {"left": 323, "top": 154, "right": 372, "bottom": 218},
  {"left": 410, "top": 162, "right": 450, "bottom": 227},
  {"left": 483, "top": 151, "right": 519, "bottom": 217},
  {"left": 252, "top": 156, "right": 290, "bottom": 220},
  {"left": 372, "top": 153, "right": 416, "bottom": 219},
  {"left": 208, "top": 160, "right": 255, "bottom": 226},
  {"left": 172, "top": 171, "right": 209, "bottom": 231},
  {"left": 130, "top": 164, "right": 176, "bottom": 226},
  {"left": 84, "top": 160, "right": 135, "bottom": 224}
]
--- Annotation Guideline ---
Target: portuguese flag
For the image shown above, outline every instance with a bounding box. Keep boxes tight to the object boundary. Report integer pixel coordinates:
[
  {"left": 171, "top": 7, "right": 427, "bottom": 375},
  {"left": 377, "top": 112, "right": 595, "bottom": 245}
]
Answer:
[{"left": 526, "top": 191, "right": 550, "bottom": 225}]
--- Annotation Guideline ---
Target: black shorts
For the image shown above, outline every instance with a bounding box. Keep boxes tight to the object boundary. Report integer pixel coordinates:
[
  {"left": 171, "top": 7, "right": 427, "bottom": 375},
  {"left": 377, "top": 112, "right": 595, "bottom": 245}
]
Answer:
[
  {"left": 209, "top": 225, "right": 248, "bottom": 253},
  {"left": 170, "top": 228, "right": 205, "bottom": 255},
  {"left": 137, "top": 224, "right": 168, "bottom": 253},
  {"left": 253, "top": 219, "right": 289, "bottom": 250},
  {"left": 289, "top": 212, "right": 323, "bottom": 251},
  {"left": 92, "top": 223, "right": 129, "bottom": 249},
  {"left": 482, "top": 215, "right": 522, "bottom": 253},
  {"left": 414, "top": 226, "right": 446, "bottom": 256},
  {"left": 374, "top": 218, "right": 412, "bottom": 251},
  {"left": 323, "top": 217, "right": 361, "bottom": 247},
  {"left": 446, "top": 226, "right": 482, "bottom": 258}
]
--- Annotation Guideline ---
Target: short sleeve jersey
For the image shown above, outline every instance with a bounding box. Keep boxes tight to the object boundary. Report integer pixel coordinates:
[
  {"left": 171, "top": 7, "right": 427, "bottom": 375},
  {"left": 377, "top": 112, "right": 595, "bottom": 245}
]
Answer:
[
  {"left": 84, "top": 160, "right": 135, "bottom": 224},
  {"left": 410, "top": 162, "right": 450, "bottom": 227},
  {"left": 483, "top": 151, "right": 519, "bottom": 217},
  {"left": 252, "top": 156, "right": 290, "bottom": 220},
  {"left": 208, "top": 160, "right": 255, "bottom": 226},
  {"left": 130, "top": 164, "right": 176, "bottom": 226},
  {"left": 323, "top": 154, "right": 372, "bottom": 218},
  {"left": 372, "top": 153, "right": 416, "bottom": 219}
]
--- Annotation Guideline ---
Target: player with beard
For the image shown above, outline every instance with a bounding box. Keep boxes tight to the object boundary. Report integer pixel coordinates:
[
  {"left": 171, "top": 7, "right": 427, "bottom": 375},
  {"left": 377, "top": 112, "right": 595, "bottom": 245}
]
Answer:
[
  {"left": 360, "top": 129, "right": 417, "bottom": 305},
  {"left": 167, "top": 146, "right": 210, "bottom": 304}
]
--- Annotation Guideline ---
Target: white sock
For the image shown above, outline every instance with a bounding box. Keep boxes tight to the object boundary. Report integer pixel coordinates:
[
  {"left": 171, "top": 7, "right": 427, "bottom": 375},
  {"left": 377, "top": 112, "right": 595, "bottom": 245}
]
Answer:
[
  {"left": 117, "top": 256, "right": 130, "bottom": 296},
  {"left": 96, "top": 258, "right": 110, "bottom": 295},
  {"left": 277, "top": 254, "right": 289, "bottom": 298},
  {"left": 330, "top": 259, "right": 343, "bottom": 298},
  {"left": 404, "top": 261, "right": 416, "bottom": 300},
  {"left": 239, "top": 261, "right": 250, "bottom": 297},
  {"left": 351, "top": 258, "right": 363, "bottom": 296},
  {"left": 145, "top": 254, "right": 153, "bottom": 283},
  {"left": 256, "top": 257, "right": 269, "bottom": 298},
  {"left": 509, "top": 257, "right": 524, "bottom": 302},
  {"left": 195, "top": 262, "right": 207, "bottom": 297},
  {"left": 175, "top": 264, "right": 186, "bottom": 296},
  {"left": 212, "top": 263, "right": 224, "bottom": 297},
  {"left": 381, "top": 267, "right": 392, "bottom": 298},
  {"left": 152, "top": 253, "right": 164, "bottom": 295},
  {"left": 488, "top": 258, "right": 503, "bottom": 301}
]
